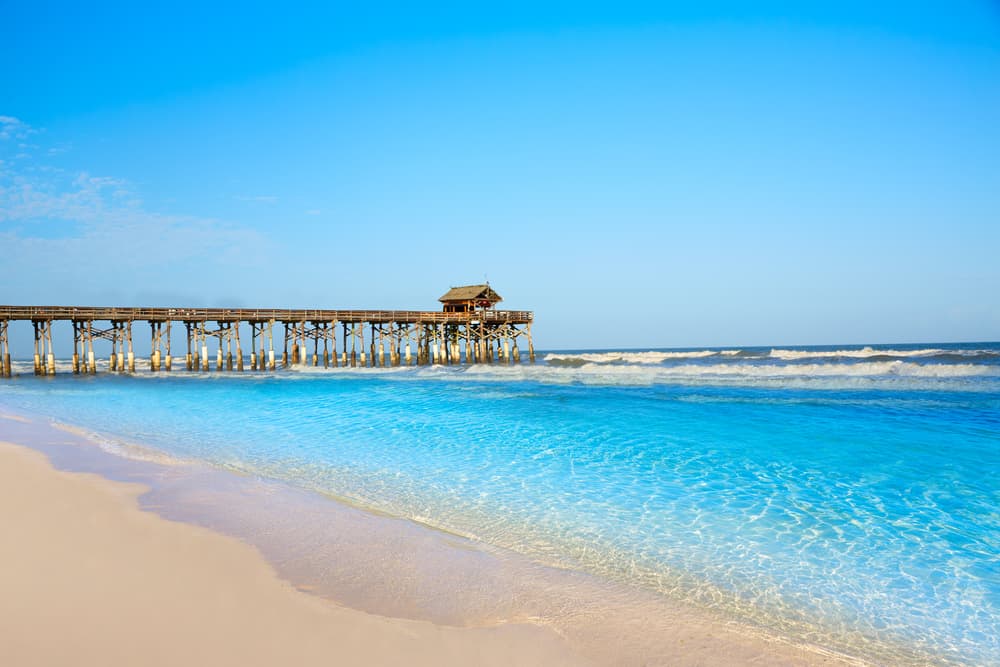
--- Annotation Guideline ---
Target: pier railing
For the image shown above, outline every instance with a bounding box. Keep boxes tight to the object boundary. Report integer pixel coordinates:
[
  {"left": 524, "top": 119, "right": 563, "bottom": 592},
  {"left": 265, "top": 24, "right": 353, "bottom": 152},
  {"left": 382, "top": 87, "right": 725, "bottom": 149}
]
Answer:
[{"left": 0, "top": 306, "right": 532, "bottom": 324}]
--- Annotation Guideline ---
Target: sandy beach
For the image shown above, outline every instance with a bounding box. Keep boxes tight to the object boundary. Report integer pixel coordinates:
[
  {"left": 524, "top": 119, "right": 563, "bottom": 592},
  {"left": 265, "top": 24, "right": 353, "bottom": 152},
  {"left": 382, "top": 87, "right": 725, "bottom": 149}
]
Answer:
[
  {"left": 0, "top": 439, "right": 584, "bottom": 667},
  {"left": 0, "top": 411, "right": 868, "bottom": 666}
]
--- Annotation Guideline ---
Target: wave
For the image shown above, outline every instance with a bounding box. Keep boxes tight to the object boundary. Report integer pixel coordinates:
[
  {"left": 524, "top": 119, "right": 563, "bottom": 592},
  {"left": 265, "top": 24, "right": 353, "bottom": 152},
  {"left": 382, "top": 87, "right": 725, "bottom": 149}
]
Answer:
[
  {"left": 767, "top": 347, "right": 948, "bottom": 360},
  {"left": 545, "top": 347, "right": 1000, "bottom": 367},
  {"left": 667, "top": 360, "right": 995, "bottom": 377},
  {"left": 546, "top": 350, "right": 724, "bottom": 365},
  {"left": 436, "top": 360, "right": 1000, "bottom": 392}
]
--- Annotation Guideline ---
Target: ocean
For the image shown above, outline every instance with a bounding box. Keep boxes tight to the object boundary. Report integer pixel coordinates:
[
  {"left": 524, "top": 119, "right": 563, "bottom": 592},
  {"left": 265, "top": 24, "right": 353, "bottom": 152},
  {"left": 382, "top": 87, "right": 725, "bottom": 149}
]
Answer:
[{"left": 1, "top": 342, "right": 998, "bottom": 665}]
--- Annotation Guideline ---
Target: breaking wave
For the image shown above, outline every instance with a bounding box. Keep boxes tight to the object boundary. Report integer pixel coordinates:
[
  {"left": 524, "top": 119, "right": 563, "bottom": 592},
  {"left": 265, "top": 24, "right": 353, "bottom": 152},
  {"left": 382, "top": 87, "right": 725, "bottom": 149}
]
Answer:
[
  {"left": 545, "top": 346, "right": 1000, "bottom": 366},
  {"left": 546, "top": 350, "right": 723, "bottom": 365},
  {"left": 768, "top": 347, "right": 945, "bottom": 360}
]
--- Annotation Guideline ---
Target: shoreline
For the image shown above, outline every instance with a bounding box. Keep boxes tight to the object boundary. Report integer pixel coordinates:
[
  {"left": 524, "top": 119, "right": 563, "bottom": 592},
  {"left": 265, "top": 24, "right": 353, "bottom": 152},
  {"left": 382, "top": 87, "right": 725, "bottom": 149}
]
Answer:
[
  {"left": 0, "top": 424, "right": 583, "bottom": 667},
  {"left": 1, "top": 408, "right": 875, "bottom": 665}
]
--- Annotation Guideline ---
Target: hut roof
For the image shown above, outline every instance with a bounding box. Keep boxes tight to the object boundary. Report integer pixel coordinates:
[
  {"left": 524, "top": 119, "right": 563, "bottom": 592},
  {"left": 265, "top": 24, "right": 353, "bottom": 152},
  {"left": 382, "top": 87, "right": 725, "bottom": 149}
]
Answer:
[{"left": 438, "top": 284, "right": 503, "bottom": 304}]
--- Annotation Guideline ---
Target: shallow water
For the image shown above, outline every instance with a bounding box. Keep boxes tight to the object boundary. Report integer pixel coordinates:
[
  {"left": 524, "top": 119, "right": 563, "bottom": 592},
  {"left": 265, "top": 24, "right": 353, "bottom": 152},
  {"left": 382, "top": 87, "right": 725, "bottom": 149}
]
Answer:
[{"left": 2, "top": 342, "right": 998, "bottom": 665}]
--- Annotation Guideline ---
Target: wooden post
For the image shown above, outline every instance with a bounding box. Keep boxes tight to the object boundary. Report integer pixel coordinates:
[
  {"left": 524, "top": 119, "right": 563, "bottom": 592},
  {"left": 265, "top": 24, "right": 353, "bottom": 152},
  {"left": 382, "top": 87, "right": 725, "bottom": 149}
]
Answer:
[
  {"left": 431, "top": 324, "right": 444, "bottom": 365},
  {"left": 282, "top": 323, "right": 290, "bottom": 368},
  {"left": 347, "top": 323, "right": 354, "bottom": 367},
  {"left": 478, "top": 316, "right": 485, "bottom": 364},
  {"left": 330, "top": 320, "right": 337, "bottom": 368},
  {"left": 377, "top": 325, "right": 385, "bottom": 368},
  {"left": 215, "top": 322, "right": 225, "bottom": 371},
  {"left": 0, "top": 320, "right": 10, "bottom": 377},
  {"left": 341, "top": 322, "right": 348, "bottom": 367},
  {"left": 153, "top": 323, "right": 161, "bottom": 371},
  {"left": 443, "top": 324, "right": 449, "bottom": 364},
  {"left": 261, "top": 322, "right": 267, "bottom": 371},
  {"left": 394, "top": 326, "right": 402, "bottom": 367},
  {"left": 108, "top": 324, "right": 116, "bottom": 372},
  {"left": 250, "top": 323, "right": 258, "bottom": 371},
  {"left": 369, "top": 323, "right": 376, "bottom": 368},
  {"left": 465, "top": 323, "right": 472, "bottom": 364},
  {"left": 433, "top": 324, "right": 441, "bottom": 365},
  {"left": 234, "top": 322, "right": 243, "bottom": 371},
  {"left": 415, "top": 324, "right": 422, "bottom": 365},
  {"left": 200, "top": 325, "right": 209, "bottom": 372},
  {"left": 126, "top": 321, "right": 135, "bottom": 373},
  {"left": 71, "top": 321, "right": 80, "bottom": 374},
  {"left": 226, "top": 324, "right": 234, "bottom": 371},
  {"left": 87, "top": 321, "right": 96, "bottom": 374},
  {"left": 267, "top": 320, "right": 276, "bottom": 371},
  {"left": 313, "top": 324, "right": 319, "bottom": 367},
  {"left": 43, "top": 321, "right": 54, "bottom": 375},
  {"left": 156, "top": 322, "right": 163, "bottom": 371},
  {"left": 32, "top": 321, "right": 40, "bottom": 375},
  {"left": 216, "top": 326, "right": 224, "bottom": 371},
  {"left": 80, "top": 322, "right": 88, "bottom": 372},
  {"left": 527, "top": 322, "right": 535, "bottom": 363},
  {"left": 71, "top": 321, "right": 79, "bottom": 374},
  {"left": 165, "top": 321, "right": 172, "bottom": 371},
  {"left": 185, "top": 323, "right": 193, "bottom": 371},
  {"left": 360, "top": 324, "right": 367, "bottom": 367},
  {"left": 37, "top": 321, "right": 45, "bottom": 375},
  {"left": 149, "top": 322, "right": 157, "bottom": 372},
  {"left": 116, "top": 323, "right": 125, "bottom": 373},
  {"left": 322, "top": 324, "right": 329, "bottom": 368}
]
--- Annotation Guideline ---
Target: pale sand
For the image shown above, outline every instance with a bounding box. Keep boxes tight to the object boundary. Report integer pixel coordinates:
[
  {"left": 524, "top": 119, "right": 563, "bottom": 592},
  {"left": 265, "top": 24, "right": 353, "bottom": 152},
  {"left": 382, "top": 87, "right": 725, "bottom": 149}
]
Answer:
[{"left": 0, "top": 441, "right": 586, "bottom": 667}]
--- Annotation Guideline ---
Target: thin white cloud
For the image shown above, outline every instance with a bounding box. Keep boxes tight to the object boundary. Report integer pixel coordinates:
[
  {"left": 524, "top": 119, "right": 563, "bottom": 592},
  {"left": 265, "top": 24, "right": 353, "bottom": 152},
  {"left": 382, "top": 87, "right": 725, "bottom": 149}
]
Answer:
[
  {"left": 0, "top": 116, "right": 33, "bottom": 141},
  {"left": 234, "top": 194, "right": 278, "bottom": 204},
  {"left": 0, "top": 117, "right": 269, "bottom": 292},
  {"left": 305, "top": 209, "right": 322, "bottom": 216}
]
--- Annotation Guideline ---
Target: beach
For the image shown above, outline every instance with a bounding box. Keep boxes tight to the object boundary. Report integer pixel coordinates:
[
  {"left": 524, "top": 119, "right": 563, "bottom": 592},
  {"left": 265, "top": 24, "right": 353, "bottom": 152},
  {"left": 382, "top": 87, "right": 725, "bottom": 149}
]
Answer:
[
  {"left": 0, "top": 411, "right": 854, "bottom": 667},
  {"left": 0, "top": 432, "right": 582, "bottom": 667}
]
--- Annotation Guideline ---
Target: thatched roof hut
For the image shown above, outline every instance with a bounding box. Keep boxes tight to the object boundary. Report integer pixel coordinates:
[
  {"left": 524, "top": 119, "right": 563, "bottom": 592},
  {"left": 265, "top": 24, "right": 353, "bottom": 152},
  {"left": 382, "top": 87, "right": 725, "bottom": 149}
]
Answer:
[{"left": 438, "top": 284, "right": 503, "bottom": 313}]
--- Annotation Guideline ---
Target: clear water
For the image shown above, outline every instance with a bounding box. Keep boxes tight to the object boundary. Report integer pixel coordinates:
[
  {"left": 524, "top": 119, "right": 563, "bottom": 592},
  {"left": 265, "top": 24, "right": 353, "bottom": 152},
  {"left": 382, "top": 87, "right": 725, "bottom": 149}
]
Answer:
[{"left": 2, "top": 342, "right": 998, "bottom": 665}]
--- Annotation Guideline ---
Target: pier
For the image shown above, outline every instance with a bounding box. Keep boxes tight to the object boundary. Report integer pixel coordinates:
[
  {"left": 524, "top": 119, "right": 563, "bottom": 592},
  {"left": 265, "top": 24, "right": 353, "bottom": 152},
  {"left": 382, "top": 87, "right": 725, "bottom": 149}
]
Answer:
[{"left": 0, "top": 286, "right": 534, "bottom": 377}]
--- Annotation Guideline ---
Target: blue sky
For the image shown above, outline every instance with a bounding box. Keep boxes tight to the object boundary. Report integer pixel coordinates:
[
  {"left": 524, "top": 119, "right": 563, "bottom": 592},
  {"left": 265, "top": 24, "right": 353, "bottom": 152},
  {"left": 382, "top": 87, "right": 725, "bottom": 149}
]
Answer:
[{"left": 2, "top": 2, "right": 998, "bottom": 348}]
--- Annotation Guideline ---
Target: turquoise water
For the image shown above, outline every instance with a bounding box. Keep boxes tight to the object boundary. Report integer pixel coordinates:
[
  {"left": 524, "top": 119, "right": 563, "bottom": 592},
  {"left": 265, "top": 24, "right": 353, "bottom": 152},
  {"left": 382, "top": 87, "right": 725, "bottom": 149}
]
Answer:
[{"left": 2, "top": 343, "right": 999, "bottom": 664}]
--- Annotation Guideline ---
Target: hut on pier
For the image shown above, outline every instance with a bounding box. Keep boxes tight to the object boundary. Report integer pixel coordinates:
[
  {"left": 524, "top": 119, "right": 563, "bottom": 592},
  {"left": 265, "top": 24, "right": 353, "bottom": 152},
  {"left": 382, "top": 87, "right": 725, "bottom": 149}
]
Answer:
[{"left": 438, "top": 284, "right": 502, "bottom": 313}]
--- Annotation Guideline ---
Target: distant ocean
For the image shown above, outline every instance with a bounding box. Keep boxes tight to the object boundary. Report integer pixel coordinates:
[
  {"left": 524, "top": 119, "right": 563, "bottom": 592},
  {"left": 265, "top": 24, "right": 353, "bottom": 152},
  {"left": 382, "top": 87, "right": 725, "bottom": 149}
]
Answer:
[{"left": 2, "top": 342, "right": 998, "bottom": 665}]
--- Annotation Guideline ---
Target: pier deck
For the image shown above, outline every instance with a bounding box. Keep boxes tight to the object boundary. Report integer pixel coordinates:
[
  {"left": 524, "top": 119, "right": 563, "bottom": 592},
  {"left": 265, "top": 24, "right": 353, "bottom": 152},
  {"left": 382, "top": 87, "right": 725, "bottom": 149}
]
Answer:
[{"left": 0, "top": 305, "right": 534, "bottom": 376}]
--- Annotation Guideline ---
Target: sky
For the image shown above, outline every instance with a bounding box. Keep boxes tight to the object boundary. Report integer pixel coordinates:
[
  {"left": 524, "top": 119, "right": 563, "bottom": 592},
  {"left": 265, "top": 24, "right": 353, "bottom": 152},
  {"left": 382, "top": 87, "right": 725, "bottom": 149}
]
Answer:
[{"left": 2, "top": 1, "right": 999, "bottom": 349}]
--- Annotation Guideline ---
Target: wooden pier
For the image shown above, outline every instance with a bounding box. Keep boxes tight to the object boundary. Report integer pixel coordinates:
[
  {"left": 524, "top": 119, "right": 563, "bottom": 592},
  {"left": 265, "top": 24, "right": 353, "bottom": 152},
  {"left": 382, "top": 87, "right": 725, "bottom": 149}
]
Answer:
[{"left": 0, "top": 286, "right": 535, "bottom": 377}]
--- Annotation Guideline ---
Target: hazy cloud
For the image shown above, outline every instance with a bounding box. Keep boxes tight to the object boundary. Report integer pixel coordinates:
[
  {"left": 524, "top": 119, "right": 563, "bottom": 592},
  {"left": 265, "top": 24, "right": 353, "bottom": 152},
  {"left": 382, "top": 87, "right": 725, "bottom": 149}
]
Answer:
[
  {"left": 234, "top": 194, "right": 278, "bottom": 204},
  {"left": 0, "top": 116, "right": 33, "bottom": 141},
  {"left": 0, "top": 116, "right": 269, "bottom": 299}
]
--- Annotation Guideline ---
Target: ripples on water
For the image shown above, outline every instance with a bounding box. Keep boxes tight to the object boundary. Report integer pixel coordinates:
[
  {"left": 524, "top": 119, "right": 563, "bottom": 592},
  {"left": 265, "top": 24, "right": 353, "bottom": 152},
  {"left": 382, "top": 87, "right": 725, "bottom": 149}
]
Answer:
[{"left": 1, "top": 342, "right": 998, "bottom": 665}]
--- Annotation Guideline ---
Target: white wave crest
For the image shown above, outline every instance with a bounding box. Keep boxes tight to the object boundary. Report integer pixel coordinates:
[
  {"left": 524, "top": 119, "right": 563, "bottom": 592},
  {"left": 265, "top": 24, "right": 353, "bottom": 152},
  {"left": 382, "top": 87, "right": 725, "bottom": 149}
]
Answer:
[
  {"left": 767, "top": 347, "right": 946, "bottom": 360},
  {"left": 546, "top": 350, "right": 721, "bottom": 364}
]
